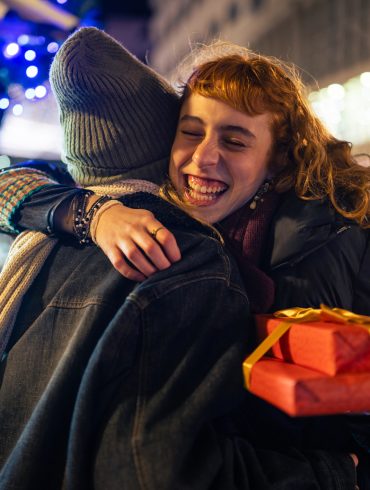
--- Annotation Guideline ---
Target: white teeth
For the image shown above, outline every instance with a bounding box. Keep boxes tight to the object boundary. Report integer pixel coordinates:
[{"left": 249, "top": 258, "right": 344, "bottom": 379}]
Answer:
[
  {"left": 188, "top": 189, "right": 216, "bottom": 201},
  {"left": 187, "top": 176, "right": 226, "bottom": 194}
]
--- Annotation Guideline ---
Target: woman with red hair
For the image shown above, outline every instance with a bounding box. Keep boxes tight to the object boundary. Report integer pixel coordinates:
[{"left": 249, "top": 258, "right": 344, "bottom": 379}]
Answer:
[{"left": 0, "top": 34, "right": 369, "bottom": 488}]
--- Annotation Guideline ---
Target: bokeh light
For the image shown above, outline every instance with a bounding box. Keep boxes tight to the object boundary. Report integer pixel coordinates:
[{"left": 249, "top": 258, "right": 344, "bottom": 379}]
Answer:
[
  {"left": 360, "top": 72, "right": 370, "bottom": 88},
  {"left": 12, "top": 104, "right": 24, "bottom": 116},
  {"left": 35, "top": 85, "right": 47, "bottom": 98},
  {"left": 47, "top": 42, "right": 59, "bottom": 54},
  {"left": 24, "top": 50, "right": 36, "bottom": 61},
  {"left": 25, "top": 88, "right": 36, "bottom": 99},
  {"left": 0, "top": 98, "right": 10, "bottom": 110},
  {"left": 4, "top": 43, "right": 20, "bottom": 58},
  {"left": 17, "top": 35, "right": 30, "bottom": 46},
  {"left": 26, "top": 66, "right": 38, "bottom": 78}
]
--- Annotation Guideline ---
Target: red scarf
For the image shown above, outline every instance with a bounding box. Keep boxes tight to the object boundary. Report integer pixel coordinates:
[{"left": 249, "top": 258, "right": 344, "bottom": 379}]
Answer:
[{"left": 219, "top": 189, "right": 280, "bottom": 313}]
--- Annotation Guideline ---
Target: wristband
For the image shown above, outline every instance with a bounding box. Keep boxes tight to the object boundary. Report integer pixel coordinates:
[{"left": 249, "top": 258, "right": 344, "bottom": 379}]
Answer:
[
  {"left": 72, "top": 192, "right": 113, "bottom": 245},
  {"left": 90, "top": 200, "right": 123, "bottom": 245}
]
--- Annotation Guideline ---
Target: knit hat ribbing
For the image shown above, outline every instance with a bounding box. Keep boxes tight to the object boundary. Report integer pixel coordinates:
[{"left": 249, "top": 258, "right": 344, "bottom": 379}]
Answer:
[{"left": 49, "top": 27, "right": 180, "bottom": 185}]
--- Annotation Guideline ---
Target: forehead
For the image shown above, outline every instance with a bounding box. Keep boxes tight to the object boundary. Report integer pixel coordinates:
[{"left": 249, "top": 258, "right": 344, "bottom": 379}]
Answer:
[{"left": 180, "top": 93, "right": 273, "bottom": 134}]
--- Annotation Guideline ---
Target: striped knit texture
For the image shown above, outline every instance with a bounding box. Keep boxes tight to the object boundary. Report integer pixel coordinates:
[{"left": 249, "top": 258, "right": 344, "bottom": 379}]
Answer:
[
  {"left": 0, "top": 168, "right": 57, "bottom": 234},
  {"left": 49, "top": 27, "right": 180, "bottom": 186},
  {"left": 0, "top": 180, "right": 159, "bottom": 360},
  {"left": 0, "top": 231, "right": 57, "bottom": 358}
]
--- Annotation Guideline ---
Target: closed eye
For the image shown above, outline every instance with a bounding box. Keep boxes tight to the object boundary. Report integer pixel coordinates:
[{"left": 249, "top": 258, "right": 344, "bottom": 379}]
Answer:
[
  {"left": 224, "top": 138, "right": 247, "bottom": 149},
  {"left": 181, "top": 130, "right": 203, "bottom": 138}
]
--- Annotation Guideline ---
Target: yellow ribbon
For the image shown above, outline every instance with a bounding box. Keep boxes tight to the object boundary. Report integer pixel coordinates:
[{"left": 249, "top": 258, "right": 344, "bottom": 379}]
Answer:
[
  {"left": 274, "top": 305, "right": 370, "bottom": 326},
  {"left": 243, "top": 304, "right": 370, "bottom": 389}
]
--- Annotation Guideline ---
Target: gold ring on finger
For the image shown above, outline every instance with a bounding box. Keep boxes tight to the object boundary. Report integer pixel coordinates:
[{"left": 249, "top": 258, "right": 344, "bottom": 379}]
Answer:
[{"left": 150, "top": 227, "right": 165, "bottom": 240}]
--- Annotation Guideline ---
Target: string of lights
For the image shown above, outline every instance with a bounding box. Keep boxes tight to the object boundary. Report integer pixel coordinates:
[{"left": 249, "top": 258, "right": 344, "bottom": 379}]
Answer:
[{"left": 0, "top": 0, "right": 101, "bottom": 120}]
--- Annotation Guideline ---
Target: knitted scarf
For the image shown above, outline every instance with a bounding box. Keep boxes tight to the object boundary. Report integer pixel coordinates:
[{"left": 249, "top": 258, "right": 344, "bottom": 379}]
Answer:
[
  {"left": 0, "top": 180, "right": 159, "bottom": 360},
  {"left": 219, "top": 189, "right": 280, "bottom": 313}
]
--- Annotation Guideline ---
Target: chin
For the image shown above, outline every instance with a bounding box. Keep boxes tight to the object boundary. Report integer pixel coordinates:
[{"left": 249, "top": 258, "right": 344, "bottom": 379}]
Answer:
[{"left": 191, "top": 207, "right": 222, "bottom": 224}]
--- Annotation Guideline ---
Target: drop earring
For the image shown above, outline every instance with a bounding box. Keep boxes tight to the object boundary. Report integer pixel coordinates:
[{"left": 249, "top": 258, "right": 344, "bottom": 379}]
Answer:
[{"left": 249, "top": 181, "right": 272, "bottom": 210}]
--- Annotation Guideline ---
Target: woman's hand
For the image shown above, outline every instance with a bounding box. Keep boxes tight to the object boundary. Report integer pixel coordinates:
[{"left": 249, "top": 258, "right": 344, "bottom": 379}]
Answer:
[{"left": 92, "top": 201, "right": 181, "bottom": 281}]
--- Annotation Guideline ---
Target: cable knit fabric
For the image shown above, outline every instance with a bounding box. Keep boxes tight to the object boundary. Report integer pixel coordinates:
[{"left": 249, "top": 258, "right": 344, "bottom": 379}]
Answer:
[
  {"left": 0, "top": 168, "right": 57, "bottom": 234},
  {"left": 0, "top": 180, "right": 159, "bottom": 361}
]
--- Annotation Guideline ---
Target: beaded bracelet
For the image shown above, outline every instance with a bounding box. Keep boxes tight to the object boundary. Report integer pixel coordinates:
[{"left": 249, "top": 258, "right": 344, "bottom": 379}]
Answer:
[
  {"left": 72, "top": 191, "right": 113, "bottom": 245},
  {"left": 90, "top": 199, "right": 123, "bottom": 245}
]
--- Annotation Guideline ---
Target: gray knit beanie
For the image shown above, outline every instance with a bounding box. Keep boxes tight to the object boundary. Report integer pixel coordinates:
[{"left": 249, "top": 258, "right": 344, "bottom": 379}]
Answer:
[{"left": 49, "top": 27, "right": 180, "bottom": 185}]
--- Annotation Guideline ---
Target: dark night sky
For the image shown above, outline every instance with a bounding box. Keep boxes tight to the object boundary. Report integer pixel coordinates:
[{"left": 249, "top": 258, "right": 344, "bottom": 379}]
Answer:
[{"left": 102, "top": 0, "right": 152, "bottom": 17}]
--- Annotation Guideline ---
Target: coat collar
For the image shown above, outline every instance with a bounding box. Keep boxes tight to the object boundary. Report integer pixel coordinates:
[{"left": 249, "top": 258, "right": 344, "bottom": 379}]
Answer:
[{"left": 266, "top": 191, "right": 347, "bottom": 269}]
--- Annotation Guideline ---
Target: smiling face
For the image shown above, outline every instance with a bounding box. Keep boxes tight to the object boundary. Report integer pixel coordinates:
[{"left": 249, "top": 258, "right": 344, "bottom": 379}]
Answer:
[{"left": 169, "top": 93, "right": 274, "bottom": 223}]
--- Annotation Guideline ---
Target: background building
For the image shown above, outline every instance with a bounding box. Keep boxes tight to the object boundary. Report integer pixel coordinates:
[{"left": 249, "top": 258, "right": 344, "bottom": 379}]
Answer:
[{"left": 149, "top": 0, "right": 370, "bottom": 154}]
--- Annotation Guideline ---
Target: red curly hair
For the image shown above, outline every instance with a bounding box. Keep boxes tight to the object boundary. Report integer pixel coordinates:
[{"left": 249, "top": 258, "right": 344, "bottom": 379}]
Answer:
[{"left": 179, "top": 42, "right": 370, "bottom": 228}]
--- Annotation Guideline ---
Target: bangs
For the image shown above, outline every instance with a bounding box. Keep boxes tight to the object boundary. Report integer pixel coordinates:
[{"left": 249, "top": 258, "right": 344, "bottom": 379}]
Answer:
[{"left": 185, "top": 56, "right": 273, "bottom": 116}]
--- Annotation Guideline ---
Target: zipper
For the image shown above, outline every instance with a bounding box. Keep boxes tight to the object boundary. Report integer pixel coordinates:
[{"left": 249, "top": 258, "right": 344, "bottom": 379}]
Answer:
[{"left": 271, "top": 225, "right": 351, "bottom": 270}]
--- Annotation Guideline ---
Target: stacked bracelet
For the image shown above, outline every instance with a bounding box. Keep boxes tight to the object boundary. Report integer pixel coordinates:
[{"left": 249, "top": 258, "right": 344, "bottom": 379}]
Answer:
[
  {"left": 90, "top": 199, "right": 123, "bottom": 245},
  {"left": 72, "top": 191, "right": 113, "bottom": 245}
]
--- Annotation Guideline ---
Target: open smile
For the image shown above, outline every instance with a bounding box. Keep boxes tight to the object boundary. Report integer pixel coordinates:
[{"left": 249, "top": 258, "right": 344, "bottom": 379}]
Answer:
[{"left": 184, "top": 174, "right": 228, "bottom": 206}]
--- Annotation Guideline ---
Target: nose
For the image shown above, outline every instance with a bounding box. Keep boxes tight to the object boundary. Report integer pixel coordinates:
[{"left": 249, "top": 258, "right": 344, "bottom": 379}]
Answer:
[{"left": 192, "top": 138, "right": 219, "bottom": 168}]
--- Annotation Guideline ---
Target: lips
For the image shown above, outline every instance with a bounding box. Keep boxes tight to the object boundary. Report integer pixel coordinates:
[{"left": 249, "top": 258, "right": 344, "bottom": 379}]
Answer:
[{"left": 184, "top": 174, "right": 228, "bottom": 205}]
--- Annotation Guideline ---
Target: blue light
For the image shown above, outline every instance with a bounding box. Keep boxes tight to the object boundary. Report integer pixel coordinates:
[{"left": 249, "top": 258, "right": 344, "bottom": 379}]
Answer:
[
  {"left": 4, "top": 43, "right": 20, "bottom": 58},
  {"left": 57, "top": 0, "right": 68, "bottom": 3},
  {"left": 26, "top": 66, "right": 38, "bottom": 78},
  {"left": 25, "top": 88, "right": 36, "bottom": 100},
  {"left": 24, "top": 49, "right": 37, "bottom": 61},
  {"left": 35, "top": 85, "right": 47, "bottom": 98},
  {"left": 0, "top": 98, "right": 10, "bottom": 110},
  {"left": 13, "top": 104, "right": 23, "bottom": 116},
  {"left": 17, "top": 35, "right": 30, "bottom": 46},
  {"left": 47, "top": 42, "right": 59, "bottom": 54}
]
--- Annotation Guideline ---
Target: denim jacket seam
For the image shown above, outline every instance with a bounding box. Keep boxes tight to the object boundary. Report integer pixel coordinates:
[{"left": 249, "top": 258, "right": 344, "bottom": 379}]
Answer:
[
  {"left": 128, "top": 275, "right": 238, "bottom": 310},
  {"left": 47, "top": 297, "right": 115, "bottom": 308}
]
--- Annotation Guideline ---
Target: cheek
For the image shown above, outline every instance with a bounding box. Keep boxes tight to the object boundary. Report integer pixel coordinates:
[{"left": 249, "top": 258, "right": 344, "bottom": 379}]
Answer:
[
  {"left": 168, "top": 154, "right": 181, "bottom": 191},
  {"left": 169, "top": 143, "right": 190, "bottom": 178}
]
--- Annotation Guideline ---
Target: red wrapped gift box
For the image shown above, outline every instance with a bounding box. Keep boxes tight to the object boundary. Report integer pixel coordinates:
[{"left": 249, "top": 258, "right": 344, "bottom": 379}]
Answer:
[
  {"left": 255, "top": 314, "right": 370, "bottom": 375},
  {"left": 245, "top": 356, "right": 370, "bottom": 416}
]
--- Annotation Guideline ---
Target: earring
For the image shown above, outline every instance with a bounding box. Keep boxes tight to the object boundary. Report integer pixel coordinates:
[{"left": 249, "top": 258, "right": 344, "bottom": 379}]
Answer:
[{"left": 249, "top": 181, "right": 272, "bottom": 210}]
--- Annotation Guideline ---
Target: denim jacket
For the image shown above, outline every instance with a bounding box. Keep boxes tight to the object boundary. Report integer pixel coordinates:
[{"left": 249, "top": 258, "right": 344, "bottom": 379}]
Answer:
[{"left": 0, "top": 193, "right": 356, "bottom": 489}]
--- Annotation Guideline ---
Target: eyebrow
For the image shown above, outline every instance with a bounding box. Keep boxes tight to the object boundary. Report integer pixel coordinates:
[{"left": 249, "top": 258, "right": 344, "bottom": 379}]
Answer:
[
  {"left": 179, "top": 115, "right": 256, "bottom": 139},
  {"left": 221, "top": 125, "right": 256, "bottom": 139}
]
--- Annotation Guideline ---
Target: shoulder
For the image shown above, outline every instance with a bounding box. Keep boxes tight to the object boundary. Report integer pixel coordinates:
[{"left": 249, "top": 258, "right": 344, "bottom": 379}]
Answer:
[{"left": 267, "top": 191, "right": 368, "bottom": 268}]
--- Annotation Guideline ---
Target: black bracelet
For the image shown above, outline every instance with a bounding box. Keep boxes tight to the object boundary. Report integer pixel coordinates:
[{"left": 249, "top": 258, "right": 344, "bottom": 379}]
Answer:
[
  {"left": 45, "top": 190, "right": 81, "bottom": 236},
  {"left": 72, "top": 191, "right": 112, "bottom": 245}
]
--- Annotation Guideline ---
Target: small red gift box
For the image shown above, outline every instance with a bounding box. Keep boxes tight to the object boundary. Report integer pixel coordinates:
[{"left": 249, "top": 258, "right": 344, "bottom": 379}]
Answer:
[
  {"left": 246, "top": 357, "right": 370, "bottom": 416},
  {"left": 254, "top": 310, "right": 370, "bottom": 375}
]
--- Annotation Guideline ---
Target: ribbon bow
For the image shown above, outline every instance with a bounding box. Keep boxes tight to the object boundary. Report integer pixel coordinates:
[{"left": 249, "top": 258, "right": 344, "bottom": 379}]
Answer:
[
  {"left": 274, "top": 304, "right": 370, "bottom": 325},
  {"left": 243, "top": 304, "right": 370, "bottom": 389}
]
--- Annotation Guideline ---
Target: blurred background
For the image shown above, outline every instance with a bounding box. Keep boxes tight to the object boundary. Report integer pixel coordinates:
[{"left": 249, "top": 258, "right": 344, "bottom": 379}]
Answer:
[{"left": 0, "top": 0, "right": 369, "bottom": 263}]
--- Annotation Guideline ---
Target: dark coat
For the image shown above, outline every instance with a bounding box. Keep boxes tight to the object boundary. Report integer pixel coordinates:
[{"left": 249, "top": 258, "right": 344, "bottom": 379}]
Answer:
[
  {"left": 0, "top": 193, "right": 358, "bottom": 489},
  {"left": 248, "top": 191, "right": 370, "bottom": 488},
  {"left": 266, "top": 191, "right": 370, "bottom": 315}
]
